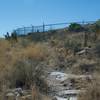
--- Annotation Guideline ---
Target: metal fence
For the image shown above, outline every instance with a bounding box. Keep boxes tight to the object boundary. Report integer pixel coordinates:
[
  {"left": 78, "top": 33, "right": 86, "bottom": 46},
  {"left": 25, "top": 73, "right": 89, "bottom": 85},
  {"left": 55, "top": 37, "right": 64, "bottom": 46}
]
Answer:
[{"left": 14, "top": 21, "right": 95, "bottom": 35}]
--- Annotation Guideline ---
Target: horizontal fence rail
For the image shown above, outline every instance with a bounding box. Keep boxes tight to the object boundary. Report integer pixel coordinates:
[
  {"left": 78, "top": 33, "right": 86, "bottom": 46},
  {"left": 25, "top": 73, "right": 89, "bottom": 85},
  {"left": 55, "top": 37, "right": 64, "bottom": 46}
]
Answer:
[{"left": 14, "top": 21, "right": 95, "bottom": 35}]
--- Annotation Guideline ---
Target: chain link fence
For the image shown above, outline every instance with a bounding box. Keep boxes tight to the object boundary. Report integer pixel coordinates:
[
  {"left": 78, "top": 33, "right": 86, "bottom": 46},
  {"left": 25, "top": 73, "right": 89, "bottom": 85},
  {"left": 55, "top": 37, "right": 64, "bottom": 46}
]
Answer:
[{"left": 14, "top": 21, "right": 95, "bottom": 35}]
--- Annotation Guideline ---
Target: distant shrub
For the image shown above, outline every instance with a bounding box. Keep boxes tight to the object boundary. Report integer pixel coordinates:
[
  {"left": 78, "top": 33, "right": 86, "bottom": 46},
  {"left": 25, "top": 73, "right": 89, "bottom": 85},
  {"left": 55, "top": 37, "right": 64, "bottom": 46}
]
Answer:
[{"left": 68, "top": 23, "right": 83, "bottom": 32}]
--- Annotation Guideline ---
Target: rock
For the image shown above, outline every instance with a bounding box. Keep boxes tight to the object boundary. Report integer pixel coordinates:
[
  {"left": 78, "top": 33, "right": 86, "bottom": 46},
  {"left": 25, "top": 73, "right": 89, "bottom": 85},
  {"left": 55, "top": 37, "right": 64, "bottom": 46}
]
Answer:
[
  {"left": 6, "top": 92, "right": 15, "bottom": 100},
  {"left": 21, "top": 95, "right": 31, "bottom": 100},
  {"left": 76, "top": 47, "right": 92, "bottom": 55},
  {"left": 5, "top": 88, "right": 24, "bottom": 100},
  {"left": 14, "top": 88, "right": 23, "bottom": 96}
]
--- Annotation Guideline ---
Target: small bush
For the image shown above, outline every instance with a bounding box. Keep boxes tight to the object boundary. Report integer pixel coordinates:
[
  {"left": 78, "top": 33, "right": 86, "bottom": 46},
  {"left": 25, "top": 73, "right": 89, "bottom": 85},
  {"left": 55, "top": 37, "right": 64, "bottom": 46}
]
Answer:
[
  {"left": 68, "top": 23, "right": 84, "bottom": 32},
  {"left": 9, "top": 55, "right": 47, "bottom": 89}
]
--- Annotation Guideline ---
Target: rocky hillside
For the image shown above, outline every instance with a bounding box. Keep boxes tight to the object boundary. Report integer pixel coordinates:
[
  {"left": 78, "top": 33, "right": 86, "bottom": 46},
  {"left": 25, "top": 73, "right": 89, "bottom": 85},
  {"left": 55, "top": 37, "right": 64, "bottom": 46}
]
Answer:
[{"left": 0, "top": 20, "right": 100, "bottom": 100}]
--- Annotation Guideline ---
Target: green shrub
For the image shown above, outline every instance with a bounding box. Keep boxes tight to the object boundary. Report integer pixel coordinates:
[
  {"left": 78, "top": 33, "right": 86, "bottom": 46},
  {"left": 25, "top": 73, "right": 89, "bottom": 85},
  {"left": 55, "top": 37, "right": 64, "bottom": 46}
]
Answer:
[{"left": 68, "top": 23, "right": 83, "bottom": 32}]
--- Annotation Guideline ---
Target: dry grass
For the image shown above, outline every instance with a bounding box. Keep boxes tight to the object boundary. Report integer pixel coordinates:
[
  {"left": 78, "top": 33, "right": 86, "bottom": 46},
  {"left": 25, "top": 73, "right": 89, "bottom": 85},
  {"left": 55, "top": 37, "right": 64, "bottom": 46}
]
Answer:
[
  {"left": 78, "top": 79, "right": 100, "bottom": 100},
  {"left": 0, "top": 30, "right": 100, "bottom": 99},
  {"left": 71, "top": 58, "right": 97, "bottom": 74},
  {"left": 23, "top": 43, "right": 48, "bottom": 61},
  {"left": 0, "top": 39, "right": 49, "bottom": 90}
]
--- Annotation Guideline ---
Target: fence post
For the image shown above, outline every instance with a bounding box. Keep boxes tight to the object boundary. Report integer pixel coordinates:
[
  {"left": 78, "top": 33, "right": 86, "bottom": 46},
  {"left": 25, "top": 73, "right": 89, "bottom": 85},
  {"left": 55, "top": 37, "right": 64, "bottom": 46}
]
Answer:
[
  {"left": 23, "top": 27, "right": 26, "bottom": 35},
  {"left": 84, "top": 31, "right": 88, "bottom": 47},
  {"left": 43, "top": 23, "right": 45, "bottom": 32},
  {"left": 82, "top": 20, "right": 85, "bottom": 25},
  {"left": 32, "top": 26, "right": 34, "bottom": 33},
  {"left": 50, "top": 25, "right": 52, "bottom": 31},
  {"left": 16, "top": 28, "right": 19, "bottom": 35}
]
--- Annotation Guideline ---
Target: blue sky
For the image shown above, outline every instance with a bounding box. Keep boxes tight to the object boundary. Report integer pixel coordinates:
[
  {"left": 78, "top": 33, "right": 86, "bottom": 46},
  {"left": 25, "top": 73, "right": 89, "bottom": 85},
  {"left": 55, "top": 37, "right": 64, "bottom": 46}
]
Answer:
[{"left": 0, "top": 0, "right": 100, "bottom": 37}]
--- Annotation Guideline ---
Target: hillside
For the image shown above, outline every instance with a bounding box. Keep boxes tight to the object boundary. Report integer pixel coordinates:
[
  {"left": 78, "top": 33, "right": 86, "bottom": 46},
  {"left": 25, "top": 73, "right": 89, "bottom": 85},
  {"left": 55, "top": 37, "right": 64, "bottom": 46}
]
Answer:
[{"left": 1, "top": 20, "right": 100, "bottom": 100}]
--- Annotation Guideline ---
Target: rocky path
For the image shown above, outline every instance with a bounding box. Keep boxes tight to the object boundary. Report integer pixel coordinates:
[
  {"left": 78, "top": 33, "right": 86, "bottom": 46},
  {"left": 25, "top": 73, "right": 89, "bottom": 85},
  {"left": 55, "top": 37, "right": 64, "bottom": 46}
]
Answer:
[
  {"left": 3, "top": 71, "right": 91, "bottom": 100},
  {"left": 46, "top": 71, "right": 91, "bottom": 100}
]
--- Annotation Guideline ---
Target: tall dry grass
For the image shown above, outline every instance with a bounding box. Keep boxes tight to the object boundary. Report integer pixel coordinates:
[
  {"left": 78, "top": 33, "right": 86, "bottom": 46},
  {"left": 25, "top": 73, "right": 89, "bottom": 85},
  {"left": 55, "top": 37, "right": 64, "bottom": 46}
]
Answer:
[
  {"left": 0, "top": 39, "right": 49, "bottom": 90},
  {"left": 78, "top": 78, "right": 100, "bottom": 100}
]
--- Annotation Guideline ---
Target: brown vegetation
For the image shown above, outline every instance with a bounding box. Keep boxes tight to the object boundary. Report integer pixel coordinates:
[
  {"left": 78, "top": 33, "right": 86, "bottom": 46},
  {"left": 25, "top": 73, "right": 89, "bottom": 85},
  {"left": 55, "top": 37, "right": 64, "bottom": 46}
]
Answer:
[
  {"left": 78, "top": 79, "right": 100, "bottom": 100},
  {"left": 0, "top": 21, "right": 100, "bottom": 99}
]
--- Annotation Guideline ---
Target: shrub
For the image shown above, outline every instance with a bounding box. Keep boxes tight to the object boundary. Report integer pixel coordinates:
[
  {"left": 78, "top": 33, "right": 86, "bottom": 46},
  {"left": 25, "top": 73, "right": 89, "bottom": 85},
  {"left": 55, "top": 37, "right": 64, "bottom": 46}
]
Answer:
[
  {"left": 68, "top": 23, "right": 83, "bottom": 32},
  {"left": 0, "top": 40, "right": 49, "bottom": 90},
  {"left": 9, "top": 55, "right": 46, "bottom": 89}
]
